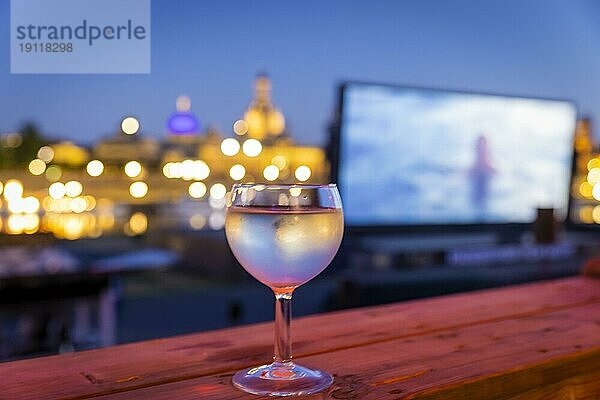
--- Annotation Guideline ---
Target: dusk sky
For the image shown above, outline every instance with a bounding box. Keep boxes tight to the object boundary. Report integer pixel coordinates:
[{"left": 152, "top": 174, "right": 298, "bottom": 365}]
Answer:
[{"left": 1, "top": 0, "right": 600, "bottom": 146}]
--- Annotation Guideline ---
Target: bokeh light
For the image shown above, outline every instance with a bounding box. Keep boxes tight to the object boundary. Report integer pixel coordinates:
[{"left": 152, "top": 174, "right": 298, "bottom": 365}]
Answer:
[
  {"left": 4, "top": 180, "right": 23, "bottom": 200},
  {"left": 129, "top": 181, "right": 149, "bottom": 198},
  {"left": 579, "top": 181, "right": 593, "bottom": 199},
  {"left": 208, "top": 212, "right": 226, "bottom": 230},
  {"left": 229, "top": 164, "right": 246, "bottom": 181},
  {"left": 579, "top": 206, "right": 594, "bottom": 223},
  {"left": 587, "top": 158, "right": 600, "bottom": 171},
  {"left": 45, "top": 165, "right": 62, "bottom": 182},
  {"left": 233, "top": 119, "right": 248, "bottom": 135},
  {"left": 71, "top": 197, "right": 87, "bottom": 213},
  {"left": 242, "top": 139, "right": 262, "bottom": 157},
  {"left": 124, "top": 161, "right": 142, "bottom": 178},
  {"left": 263, "top": 165, "right": 280, "bottom": 181},
  {"left": 295, "top": 165, "right": 311, "bottom": 181},
  {"left": 28, "top": 159, "right": 46, "bottom": 175},
  {"left": 271, "top": 155, "right": 287, "bottom": 170},
  {"left": 128, "top": 212, "right": 148, "bottom": 235},
  {"left": 87, "top": 160, "right": 104, "bottom": 177},
  {"left": 176, "top": 95, "right": 191, "bottom": 112},
  {"left": 593, "top": 206, "right": 600, "bottom": 223},
  {"left": 221, "top": 138, "right": 241, "bottom": 156},
  {"left": 588, "top": 168, "right": 600, "bottom": 184},
  {"left": 49, "top": 182, "right": 66, "bottom": 199},
  {"left": 192, "top": 160, "right": 210, "bottom": 180},
  {"left": 592, "top": 183, "right": 600, "bottom": 201},
  {"left": 189, "top": 182, "right": 207, "bottom": 198},
  {"left": 121, "top": 117, "right": 140, "bottom": 135},
  {"left": 210, "top": 183, "right": 227, "bottom": 199},
  {"left": 65, "top": 181, "right": 83, "bottom": 197},
  {"left": 37, "top": 146, "right": 54, "bottom": 163},
  {"left": 189, "top": 214, "right": 206, "bottom": 230},
  {"left": 23, "top": 196, "right": 40, "bottom": 214}
]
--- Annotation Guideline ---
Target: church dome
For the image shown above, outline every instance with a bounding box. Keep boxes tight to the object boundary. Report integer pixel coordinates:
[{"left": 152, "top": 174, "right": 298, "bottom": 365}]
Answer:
[{"left": 166, "top": 95, "right": 200, "bottom": 135}]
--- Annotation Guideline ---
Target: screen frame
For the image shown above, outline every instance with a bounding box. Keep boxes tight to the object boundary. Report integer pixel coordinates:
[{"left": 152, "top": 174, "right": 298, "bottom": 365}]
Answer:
[{"left": 330, "top": 80, "right": 578, "bottom": 235}]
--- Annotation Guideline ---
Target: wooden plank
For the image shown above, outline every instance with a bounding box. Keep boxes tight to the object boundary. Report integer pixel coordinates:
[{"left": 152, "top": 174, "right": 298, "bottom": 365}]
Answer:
[
  {"left": 1, "top": 277, "right": 598, "bottom": 400},
  {"left": 89, "top": 302, "right": 600, "bottom": 400}
]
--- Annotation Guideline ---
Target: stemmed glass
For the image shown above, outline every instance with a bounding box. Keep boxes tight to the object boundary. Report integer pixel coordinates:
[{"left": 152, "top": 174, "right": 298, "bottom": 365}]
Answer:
[{"left": 225, "top": 183, "right": 344, "bottom": 396}]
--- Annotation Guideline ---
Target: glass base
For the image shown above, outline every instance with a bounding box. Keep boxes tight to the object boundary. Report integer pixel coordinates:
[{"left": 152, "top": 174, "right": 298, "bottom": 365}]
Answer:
[{"left": 232, "top": 361, "right": 333, "bottom": 397}]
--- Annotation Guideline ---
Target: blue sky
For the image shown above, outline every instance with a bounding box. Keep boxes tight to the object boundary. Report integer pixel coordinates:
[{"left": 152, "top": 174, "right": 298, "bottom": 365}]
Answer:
[{"left": 1, "top": 0, "right": 600, "bottom": 146}]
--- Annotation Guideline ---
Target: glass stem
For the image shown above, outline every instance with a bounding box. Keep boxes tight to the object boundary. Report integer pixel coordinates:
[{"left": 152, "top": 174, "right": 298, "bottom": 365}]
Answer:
[{"left": 273, "top": 291, "right": 293, "bottom": 364}]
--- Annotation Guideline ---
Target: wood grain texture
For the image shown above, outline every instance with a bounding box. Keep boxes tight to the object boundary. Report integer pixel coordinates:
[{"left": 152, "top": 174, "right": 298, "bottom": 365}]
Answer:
[
  {"left": 1, "top": 276, "right": 599, "bottom": 400},
  {"left": 90, "top": 302, "right": 600, "bottom": 400}
]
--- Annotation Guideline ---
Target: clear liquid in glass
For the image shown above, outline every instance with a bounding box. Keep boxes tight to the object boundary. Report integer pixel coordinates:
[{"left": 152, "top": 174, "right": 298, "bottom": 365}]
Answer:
[{"left": 225, "top": 206, "right": 343, "bottom": 289}]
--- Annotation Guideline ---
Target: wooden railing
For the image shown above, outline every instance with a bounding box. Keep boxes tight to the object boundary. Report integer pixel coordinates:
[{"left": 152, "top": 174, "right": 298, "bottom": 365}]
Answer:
[{"left": 1, "top": 272, "right": 599, "bottom": 399}]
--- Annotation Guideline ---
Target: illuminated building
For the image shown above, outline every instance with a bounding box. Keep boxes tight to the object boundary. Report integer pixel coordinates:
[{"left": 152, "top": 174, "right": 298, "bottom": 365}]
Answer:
[
  {"left": 570, "top": 118, "right": 600, "bottom": 223},
  {"left": 0, "top": 75, "right": 329, "bottom": 238},
  {"left": 241, "top": 74, "right": 287, "bottom": 144},
  {"left": 51, "top": 142, "right": 89, "bottom": 167},
  {"left": 94, "top": 117, "right": 161, "bottom": 164}
]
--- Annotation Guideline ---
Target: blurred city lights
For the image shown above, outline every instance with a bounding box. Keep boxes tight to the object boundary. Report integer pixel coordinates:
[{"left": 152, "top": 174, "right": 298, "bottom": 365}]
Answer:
[
  {"left": 210, "top": 183, "right": 227, "bottom": 199},
  {"left": 63, "top": 215, "right": 85, "bottom": 240},
  {"left": 263, "top": 165, "right": 279, "bottom": 181},
  {"left": 7, "top": 214, "right": 39, "bottom": 234},
  {"left": 267, "top": 110, "right": 285, "bottom": 135},
  {"left": 295, "top": 165, "right": 311, "bottom": 181},
  {"left": 37, "top": 146, "right": 54, "bottom": 163},
  {"left": 221, "top": 138, "right": 241, "bottom": 156},
  {"left": 45, "top": 165, "right": 62, "bottom": 181},
  {"left": 208, "top": 212, "right": 225, "bottom": 230},
  {"left": 71, "top": 197, "right": 87, "bottom": 213},
  {"left": 23, "top": 196, "right": 40, "bottom": 214},
  {"left": 128, "top": 212, "right": 148, "bottom": 235},
  {"left": 0, "top": 76, "right": 329, "bottom": 239},
  {"left": 592, "top": 183, "right": 600, "bottom": 201},
  {"left": 7, "top": 199, "right": 24, "bottom": 213},
  {"left": 65, "top": 181, "right": 83, "bottom": 197},
  {"left": 271, "top": 155, "right": 287, "bottom": 170},
  {"left": 242, "top": 139, "right": 262, "bottom": 157},
  {"left": 587, "top": 158, "right": 600, "bottom": 171},
  {"left": 189, "top": 214, "right": 206, "bottom": 230},
  {"left": 579, "top": 206, "right": 594, "bottom": 223},
  {"left": 84, "top": 195, "right": 97, "bottom": 211},
  {"left": 121, "top": 117, "right": 140, "bottom": 135},
  {"left": 181, "top": 160, "right": 195, "bottom": 180},
  {"left": 209, "top": 196, "right": 226, "bottom": 209},
  {"left": 229, "top": 164, "right": 246, "bottom": 180},
  {"left": 28, "top": 159, "right": 47, "bottom": 175},
  {"left": 580, "top": 181, "right": 593, "bottom": 199},
  {"left": 169, "top": 160, "right": 211, "bottom": 181},
  {"left": 588, "top": 168, "right": 600, "bottom": 184},
  {"left": 125, "top": 160, "right": 143, "bottom": 178},
  {"left": 593, "top": 206, "right": 600, "bottom": 223},
  {"left": 86, "top": 160, "right": 104, "bottom": 177},
  {"left": 163, "top": 162, "right": 182, "bottom": 179},
  {"left": 1, "top": 132, "right": 22, "bottom": 148},
  {"left": 162, "top": 163, "right": 173, "bottom": 178},
  {"left": 49, "top": 182, "right": 66, "bottom": 199},
  {"left": 192, "top": 160, "right": 210, "bottom": 180},
  {"left": 129, "top": 181, "right": 149, "bottom": 198},
  {"left": 4, "top": 180, "right": 23, "bottom": 200},
  {"left": 233, "top": 119, "right": 248, "bottom": 135},
  {"left": 176, "top": 95, "right": 192, "bottom": 112},
  {"left": 188, "top": 182, "right": 207, "bottom": 198}
]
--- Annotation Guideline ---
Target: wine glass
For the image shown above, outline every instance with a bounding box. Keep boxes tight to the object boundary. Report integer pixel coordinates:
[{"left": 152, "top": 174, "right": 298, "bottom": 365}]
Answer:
[{"left": 225, "top": 183, "right": 344, "bottom": 396}]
